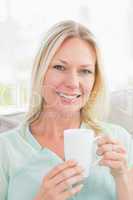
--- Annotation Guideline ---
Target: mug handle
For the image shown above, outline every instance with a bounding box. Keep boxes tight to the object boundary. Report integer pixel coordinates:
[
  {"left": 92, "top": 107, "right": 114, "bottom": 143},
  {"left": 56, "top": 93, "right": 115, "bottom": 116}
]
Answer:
[{"left": 92, "top": 136, "right": 103, "bottom": 166}]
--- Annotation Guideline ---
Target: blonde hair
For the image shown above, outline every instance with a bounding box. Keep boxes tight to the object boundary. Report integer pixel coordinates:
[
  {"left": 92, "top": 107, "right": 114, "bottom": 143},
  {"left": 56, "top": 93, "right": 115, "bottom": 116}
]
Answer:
[{"left": 26, "top": 20, "right": 109, "bottom": 134}]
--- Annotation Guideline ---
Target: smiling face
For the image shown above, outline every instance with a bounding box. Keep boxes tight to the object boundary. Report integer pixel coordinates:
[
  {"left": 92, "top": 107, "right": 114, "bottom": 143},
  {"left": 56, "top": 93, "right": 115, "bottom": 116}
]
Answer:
[{"left": 42, "top": 37, "right": 96, "bottom": 115}]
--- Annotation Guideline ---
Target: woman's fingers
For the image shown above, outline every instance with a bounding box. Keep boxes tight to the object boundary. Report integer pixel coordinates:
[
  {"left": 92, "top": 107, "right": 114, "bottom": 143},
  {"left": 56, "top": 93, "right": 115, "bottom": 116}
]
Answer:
[
  {"left": 97, "top": 135, "right": 128, "bottom": 177},
  {"left": 97, "top": 135, "right": 117, "bottom": 146},
  {"left": 99, "top": 160, "right": 127, "bottom": 169},
  {"left": 50, "top": 164, "right": 84, "bottom": 185},
  {"left": 60, "top": 184, "right": 84, "bottom": 199},
  {"left": 97, "top": 143, "right": 126, "bottom": 155},
  {"left": 41, "top": 160, "right": 85, "bottom": 199},
  {"left": 99, "top": 151, "right": 127, "bottom": 163},
  {"left": 55, "top": 173, "right": 84, "bottom": 193},
  {"left": 46, "top": 160, "right": 77, "bottom": 179}
]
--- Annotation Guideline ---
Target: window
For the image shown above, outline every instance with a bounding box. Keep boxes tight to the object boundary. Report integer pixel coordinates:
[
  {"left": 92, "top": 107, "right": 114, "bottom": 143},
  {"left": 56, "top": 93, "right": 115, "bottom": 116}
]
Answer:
[{"left": 0, "top": 0, "right": 133, "bottom": 114}]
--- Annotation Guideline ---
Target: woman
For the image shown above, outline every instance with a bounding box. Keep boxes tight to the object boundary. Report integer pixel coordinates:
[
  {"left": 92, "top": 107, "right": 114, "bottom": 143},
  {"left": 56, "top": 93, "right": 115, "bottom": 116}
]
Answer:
[{"left": 0, "top": 20, "right": 133, "bottom": 200}]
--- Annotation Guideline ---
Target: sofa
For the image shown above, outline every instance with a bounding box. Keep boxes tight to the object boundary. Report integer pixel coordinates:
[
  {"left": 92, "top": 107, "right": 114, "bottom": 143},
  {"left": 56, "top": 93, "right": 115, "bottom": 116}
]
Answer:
[
  {"left": 108, "top": 89, "right": 133, "bottom": 134},
  {"left": 0, "top": 112, "right": 25, "bottom": 133}
]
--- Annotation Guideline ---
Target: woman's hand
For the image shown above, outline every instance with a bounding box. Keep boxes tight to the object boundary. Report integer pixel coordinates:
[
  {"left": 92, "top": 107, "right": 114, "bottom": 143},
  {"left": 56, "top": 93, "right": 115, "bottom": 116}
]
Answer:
[
  {"left": 34, "top": 160, "right": 85, "bottom": 200},
  {"left": 97, "top": 136, "right": 128, "bottom": 178}
]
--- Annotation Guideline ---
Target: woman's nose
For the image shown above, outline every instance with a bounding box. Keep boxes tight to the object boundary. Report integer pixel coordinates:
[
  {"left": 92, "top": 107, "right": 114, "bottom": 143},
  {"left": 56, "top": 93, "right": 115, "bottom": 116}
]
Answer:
[{"left": 65, "top": 72, "right": 80, "bottom": 89}]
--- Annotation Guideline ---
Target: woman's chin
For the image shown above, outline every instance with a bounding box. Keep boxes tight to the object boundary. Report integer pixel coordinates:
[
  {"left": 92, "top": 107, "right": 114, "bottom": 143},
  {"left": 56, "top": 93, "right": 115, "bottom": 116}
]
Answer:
[{"left": 55, "top": 105, "right": 81, "bottom": 116}]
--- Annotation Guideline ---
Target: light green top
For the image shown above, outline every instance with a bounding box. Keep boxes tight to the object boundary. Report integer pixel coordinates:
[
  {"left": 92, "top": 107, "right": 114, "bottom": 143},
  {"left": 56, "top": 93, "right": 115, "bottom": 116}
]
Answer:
[{"left": 0, "top": 122, "right": 133, "bottom": 200}]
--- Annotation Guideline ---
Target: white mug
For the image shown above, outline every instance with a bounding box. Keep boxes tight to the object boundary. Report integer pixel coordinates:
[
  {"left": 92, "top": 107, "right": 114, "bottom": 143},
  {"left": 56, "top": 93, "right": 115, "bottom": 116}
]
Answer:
[{"left": 64, "top": 128, "right": 101, "bottom": 178}]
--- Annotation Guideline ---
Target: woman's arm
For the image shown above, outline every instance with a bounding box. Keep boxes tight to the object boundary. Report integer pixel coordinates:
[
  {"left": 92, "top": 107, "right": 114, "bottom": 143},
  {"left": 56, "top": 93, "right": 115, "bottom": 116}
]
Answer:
[
  {"left": 97, "top": 135, "right": 133, "bottom": 200},
  {"left": 114, "top": 169, "right": 133, "bottom": 200}
]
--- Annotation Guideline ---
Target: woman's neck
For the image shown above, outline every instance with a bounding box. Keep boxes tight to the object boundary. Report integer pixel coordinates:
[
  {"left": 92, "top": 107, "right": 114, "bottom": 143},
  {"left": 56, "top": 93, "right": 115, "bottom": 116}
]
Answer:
[{"left": 30, "top": 110, "right": 81, "bottom": 140}]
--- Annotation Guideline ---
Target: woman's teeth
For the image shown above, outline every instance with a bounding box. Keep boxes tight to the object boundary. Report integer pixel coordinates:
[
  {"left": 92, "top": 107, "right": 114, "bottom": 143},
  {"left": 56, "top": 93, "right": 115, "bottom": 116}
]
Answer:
[{"left": 57, "top": 92, "right": 81, "bottom": 99}]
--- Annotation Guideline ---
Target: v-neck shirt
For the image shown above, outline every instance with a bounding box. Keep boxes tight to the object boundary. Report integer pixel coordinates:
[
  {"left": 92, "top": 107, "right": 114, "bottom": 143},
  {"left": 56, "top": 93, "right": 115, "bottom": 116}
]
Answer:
[{"left": 0, "top": 122, "right": 133, "bottom": 200}]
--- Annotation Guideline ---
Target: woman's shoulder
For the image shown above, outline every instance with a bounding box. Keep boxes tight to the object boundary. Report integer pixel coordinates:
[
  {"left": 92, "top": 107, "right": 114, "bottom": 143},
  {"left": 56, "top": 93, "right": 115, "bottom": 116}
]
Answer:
[
  {"left": 98, "top": 121, "right": 133, "bottom": 147},
  {"left": 0, "top": 123, "right": 26, "bottom": 147},
  {"left": 100, "top": 121, "right": 130, "bottom": 136},
  {"left": 0, "top": 128, "right": 20, "bottom": 166},
  {"left": 0, "top": 126, "right": 19, "bottom": 140},
  {"left": 82, "top": 121, "right": 132, "bottom": 144},
  {"left": 82, "top": 121, "right": 130, "bottom": 134}
]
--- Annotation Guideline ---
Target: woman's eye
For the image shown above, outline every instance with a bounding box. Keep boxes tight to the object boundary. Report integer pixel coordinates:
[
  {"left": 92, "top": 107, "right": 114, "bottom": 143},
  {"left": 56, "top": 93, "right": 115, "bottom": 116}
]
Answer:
[
  {"left": 53, "top": 65, "right": 65, "bottom": 71},
  {"left": 81, "top": 69, "right": 93, "bottom": 74}
]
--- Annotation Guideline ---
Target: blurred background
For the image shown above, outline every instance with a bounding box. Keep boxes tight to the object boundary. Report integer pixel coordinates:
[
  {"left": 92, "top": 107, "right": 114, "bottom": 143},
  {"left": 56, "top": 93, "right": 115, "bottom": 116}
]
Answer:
[{"left": 0, "top": 0, "right": 133, "bottom": 132}]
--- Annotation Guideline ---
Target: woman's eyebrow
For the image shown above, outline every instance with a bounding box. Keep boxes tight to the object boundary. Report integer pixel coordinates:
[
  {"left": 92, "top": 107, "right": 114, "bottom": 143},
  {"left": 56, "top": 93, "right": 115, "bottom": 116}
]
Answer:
[
  {"left": 80, "top": 64, "right": 95, "bottom": 68},
  {"left": 58, "top": 59, "right": 94, "bottom": 67},
  {"left": 58, "top": 59, "right": 69, "bottom": 65}
]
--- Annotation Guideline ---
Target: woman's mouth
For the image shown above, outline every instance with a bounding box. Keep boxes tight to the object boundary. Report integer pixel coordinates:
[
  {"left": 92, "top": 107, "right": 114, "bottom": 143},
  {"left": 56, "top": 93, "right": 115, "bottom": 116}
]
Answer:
[{"left": 56, "top": 91, "right": 81, "bottom": 103}]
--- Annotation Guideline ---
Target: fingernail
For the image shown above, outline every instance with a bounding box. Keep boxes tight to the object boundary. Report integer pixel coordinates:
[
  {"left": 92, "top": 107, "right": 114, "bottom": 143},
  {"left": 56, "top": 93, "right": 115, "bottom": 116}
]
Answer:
[
  {"left": 81, "top": 171, "right": 86, "bottom": 178},
  {"left": 78, "top": 165, "right": 85, "bottom": 171},
  {"left": 68, "top": 160, "right": 78, "bottom": 165}
]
